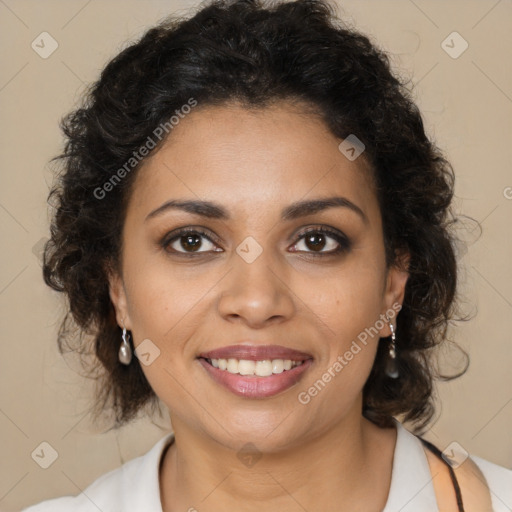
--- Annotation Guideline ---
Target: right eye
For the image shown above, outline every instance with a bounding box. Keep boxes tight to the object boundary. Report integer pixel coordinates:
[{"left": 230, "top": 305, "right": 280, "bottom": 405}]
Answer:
[{"left": 161, "top": 228, "right": 223, "bottom": 255}]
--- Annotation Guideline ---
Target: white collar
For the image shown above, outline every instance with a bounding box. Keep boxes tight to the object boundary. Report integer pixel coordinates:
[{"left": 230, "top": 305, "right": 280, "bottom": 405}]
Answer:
[
  {"left": 382, "top": 418, "right": 438, "bottom": 511},
  {"left": 121, "top": 418, "right": 437, "bottom": 512}
]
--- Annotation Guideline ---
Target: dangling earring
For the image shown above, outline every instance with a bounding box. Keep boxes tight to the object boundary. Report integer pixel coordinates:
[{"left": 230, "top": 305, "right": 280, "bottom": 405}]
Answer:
[
  {"left": 119, "top": 327, "right": 133, "bottom": 365},
  {"left": 384, "top": 316, "right": 399, "bottom": 378}
]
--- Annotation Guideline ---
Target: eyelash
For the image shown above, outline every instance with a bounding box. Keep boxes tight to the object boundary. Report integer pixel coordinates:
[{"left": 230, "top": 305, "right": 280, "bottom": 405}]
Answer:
[{"left": 160, "top": 226, "right": 351, "bottom": 258}]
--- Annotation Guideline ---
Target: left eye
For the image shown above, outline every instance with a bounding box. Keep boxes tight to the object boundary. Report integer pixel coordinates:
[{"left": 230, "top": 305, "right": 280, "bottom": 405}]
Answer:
[{"left": 290, "top": 228, "right": 349, "bottom": 254}]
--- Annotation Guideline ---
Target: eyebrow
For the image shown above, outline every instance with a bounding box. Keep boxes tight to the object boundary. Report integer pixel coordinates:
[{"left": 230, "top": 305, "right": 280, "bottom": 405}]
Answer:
[{"left": 145, "top": 196, "right": 368, "bottom": 224}]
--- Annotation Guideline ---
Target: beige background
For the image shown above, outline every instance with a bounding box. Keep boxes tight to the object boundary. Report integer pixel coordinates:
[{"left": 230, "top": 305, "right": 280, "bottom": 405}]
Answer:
[{"left": 1, "top": 0, "right": 511, "bottom": 510}]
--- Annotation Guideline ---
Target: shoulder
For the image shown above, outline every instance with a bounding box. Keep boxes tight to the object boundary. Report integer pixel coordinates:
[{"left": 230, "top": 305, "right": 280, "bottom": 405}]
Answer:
[
  {"left": 424, "top": 445, "right": 512, "bottom": 512},
  {"left": 469, "top": 454, "right": 512, "bottom": 511},
  {"left": 21, "top": 433, "right": 174, "bottom": 512}
]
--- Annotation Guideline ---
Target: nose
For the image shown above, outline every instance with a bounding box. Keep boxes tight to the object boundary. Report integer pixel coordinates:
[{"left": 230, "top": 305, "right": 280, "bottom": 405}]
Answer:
[{"left": 217, "top": 250, "right": 296, "bottom": 329}]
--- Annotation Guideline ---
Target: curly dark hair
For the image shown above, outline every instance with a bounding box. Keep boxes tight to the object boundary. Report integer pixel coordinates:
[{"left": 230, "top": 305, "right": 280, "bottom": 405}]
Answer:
[{"left": 43, "top": 0, "right": 470, "bottom": 433}]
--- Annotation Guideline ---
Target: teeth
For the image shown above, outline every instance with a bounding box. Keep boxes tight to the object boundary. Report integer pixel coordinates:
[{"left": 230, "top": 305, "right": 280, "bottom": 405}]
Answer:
[
  {"left": 209, "top": 358, "right": 303, "bottom": 376},
  {"left": 227, "top": 358, "right": 238, "bottom": 373},
  {"left": 238, "top": 359, "right": 256, "bottom": 375},
  {"left": 255, "top": 360, "right": 273, "bottom": 377},
  {"left": 272, "top": 359, "right": 284, "bottom": 374}
]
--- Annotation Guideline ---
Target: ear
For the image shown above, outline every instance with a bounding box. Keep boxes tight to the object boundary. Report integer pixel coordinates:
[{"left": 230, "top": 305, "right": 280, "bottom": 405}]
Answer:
[
  {"left": 107, "top": 266, "right": 132, "bottom": 330},
  {"left": 379, "top": 250, "right": 410, "bottom": 337}
]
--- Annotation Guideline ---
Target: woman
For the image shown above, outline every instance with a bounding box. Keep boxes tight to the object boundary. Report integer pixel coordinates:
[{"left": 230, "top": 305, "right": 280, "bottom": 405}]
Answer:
[{"left": 23, "top": 0, "right": 511, "bottom": 510}]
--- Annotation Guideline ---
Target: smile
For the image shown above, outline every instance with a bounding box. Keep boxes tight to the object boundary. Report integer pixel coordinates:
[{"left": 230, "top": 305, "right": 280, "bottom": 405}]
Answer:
[
  {"left": 197, "top": 356, "right": 313, "bottom": 398},
  {"left": 207, "top": 357, "right": 305, "bottom": 376}
]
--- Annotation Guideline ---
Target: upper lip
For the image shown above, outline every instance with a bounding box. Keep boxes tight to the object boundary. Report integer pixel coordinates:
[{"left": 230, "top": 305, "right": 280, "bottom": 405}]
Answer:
[{"left": 198, "top": 344, "right": 313, "bottom": 361}]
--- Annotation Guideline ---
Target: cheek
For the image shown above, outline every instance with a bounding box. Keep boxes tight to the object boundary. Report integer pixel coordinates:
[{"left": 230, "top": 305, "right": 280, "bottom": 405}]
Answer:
[
  {"left": 304, "top": 253, "right": 386, "bottom": 345},
  {"left": 123, "top": 250, "right": 208, "bottom": 341},
  {"left": 297, "top": 269, "right": 384, "bottom": 418},
  {"left": 296, "top": 255, "right": 386, "bottom": 400},
  {"left": 120, "top": 255, "right": 207, "bottom": 409}
]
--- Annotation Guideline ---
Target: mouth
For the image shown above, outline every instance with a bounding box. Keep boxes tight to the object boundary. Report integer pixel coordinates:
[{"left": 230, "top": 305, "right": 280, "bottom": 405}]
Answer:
[
  {"left": 200, "top": 356, "right": 307, "bottom": 376},
  {"left": 197, "top": 344, "right": 313, "bottom": 398}
]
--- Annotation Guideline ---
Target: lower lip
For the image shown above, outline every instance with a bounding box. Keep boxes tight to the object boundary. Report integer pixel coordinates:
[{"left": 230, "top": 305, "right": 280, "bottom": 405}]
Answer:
[{"left": 198, "top": 358, "right": 313, "bottom": 398}]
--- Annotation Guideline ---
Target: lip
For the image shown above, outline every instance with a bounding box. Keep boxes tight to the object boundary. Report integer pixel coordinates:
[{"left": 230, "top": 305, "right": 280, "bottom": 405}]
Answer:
[
  {"left": 198, "top": 344, "right": 312, "bottom": 361},
  {"left": 198, "top": 357, "right": 313, "bottom": 399}
]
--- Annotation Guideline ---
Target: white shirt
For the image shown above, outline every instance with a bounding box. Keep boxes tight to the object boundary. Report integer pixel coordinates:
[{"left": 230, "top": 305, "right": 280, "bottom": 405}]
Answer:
[{"left": 23, "top": 419, "right": 512, "bottom": 512}]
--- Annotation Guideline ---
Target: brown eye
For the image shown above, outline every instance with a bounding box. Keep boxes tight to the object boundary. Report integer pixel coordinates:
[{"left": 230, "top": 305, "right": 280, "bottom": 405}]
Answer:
[
  {"left": 291, "top": 227, "right": 351, "bottom": 255},
  {"left": 178, "top": 233, "right": 204, "bottom": 252},
  {"left": 162, "top": 229, "right": 220, "bottom": 254},
  {"left": 303, "top": 232, "right": 329, "bottom": 252}
]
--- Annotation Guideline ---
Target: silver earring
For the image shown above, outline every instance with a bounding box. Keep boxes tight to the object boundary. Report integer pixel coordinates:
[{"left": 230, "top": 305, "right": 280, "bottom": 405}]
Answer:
[
  {"left": 119, "top": 327, "right": 133, "bottom": 365},
  {"left": 384, "top": 316, "right": 399, "bottom": 379}
]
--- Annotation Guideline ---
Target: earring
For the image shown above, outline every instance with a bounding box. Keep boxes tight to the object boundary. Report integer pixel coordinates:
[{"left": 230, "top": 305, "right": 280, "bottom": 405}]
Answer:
[
  {"left": 384, "top": 316, "right": 399, "bottom": 379},
  {"left": 119, "top": 327, "right": 133, "bottom": 365}
]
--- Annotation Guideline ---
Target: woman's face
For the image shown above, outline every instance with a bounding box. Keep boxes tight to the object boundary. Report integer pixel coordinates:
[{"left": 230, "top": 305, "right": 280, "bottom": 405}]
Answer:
[{"left": 109, "top": 101, "right": 408, "bottom": 451}]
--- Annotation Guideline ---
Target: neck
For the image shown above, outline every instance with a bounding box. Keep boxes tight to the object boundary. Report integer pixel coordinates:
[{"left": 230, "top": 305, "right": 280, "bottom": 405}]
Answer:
[{"left": 159, "top": 412, "right": 397, "bottom": 512}]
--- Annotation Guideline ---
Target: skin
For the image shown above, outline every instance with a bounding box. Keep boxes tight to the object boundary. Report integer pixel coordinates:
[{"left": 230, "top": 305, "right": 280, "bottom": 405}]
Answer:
[
  {"left": 425, "top": 450, "right": 493, "bottom": 511},
  {"left": 108, "top": 100, "right": 411, "bottom": 511}
]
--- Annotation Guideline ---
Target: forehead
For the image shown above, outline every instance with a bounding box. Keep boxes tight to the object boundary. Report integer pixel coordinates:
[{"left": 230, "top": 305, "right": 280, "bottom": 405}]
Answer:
[{"left": 127, "top": 101, "right": 378, "bottom": 222}]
